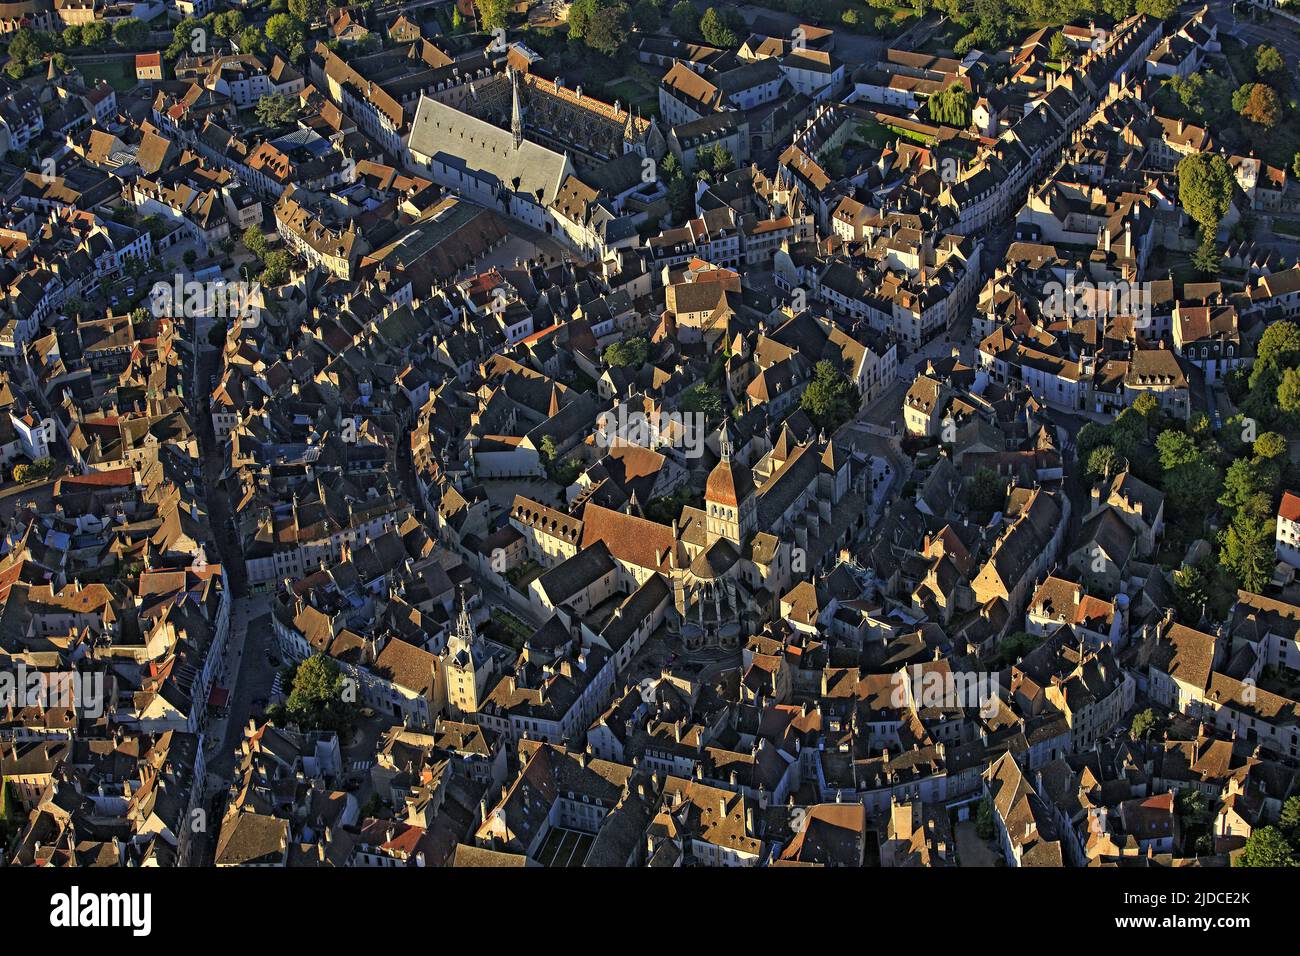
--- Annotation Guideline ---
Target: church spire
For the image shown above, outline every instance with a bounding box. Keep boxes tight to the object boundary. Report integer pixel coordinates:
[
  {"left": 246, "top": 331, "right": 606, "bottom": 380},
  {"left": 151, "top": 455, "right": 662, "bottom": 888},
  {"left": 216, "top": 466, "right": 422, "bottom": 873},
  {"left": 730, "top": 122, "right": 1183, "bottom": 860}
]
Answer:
[
  {"left": 510, "top": 68, "right": 524, "bottom": 149},
  {"left": 455, "top": 592, "right": 474, "bottom": 645}
]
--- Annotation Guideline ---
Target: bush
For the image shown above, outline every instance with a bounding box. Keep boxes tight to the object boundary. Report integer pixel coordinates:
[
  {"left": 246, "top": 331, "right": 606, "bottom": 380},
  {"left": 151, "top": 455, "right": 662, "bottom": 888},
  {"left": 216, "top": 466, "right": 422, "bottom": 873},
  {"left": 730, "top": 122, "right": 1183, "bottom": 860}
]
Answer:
[{"left": 12, "top": 458, "right": 55, "bottom": 483}]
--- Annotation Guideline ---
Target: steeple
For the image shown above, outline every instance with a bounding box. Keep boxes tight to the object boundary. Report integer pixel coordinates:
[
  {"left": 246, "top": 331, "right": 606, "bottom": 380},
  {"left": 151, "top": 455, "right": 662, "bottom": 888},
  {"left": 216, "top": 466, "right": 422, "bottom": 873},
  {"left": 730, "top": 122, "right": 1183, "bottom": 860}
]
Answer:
[
  {"left": 510, "top": 68, "right": 525, "bottom": 149},
  {"left": 704, "top": 419, "right": 756, "bottom": 546},
  {"left": 455, "top": 594, "right": 474, "bottom": 645}
]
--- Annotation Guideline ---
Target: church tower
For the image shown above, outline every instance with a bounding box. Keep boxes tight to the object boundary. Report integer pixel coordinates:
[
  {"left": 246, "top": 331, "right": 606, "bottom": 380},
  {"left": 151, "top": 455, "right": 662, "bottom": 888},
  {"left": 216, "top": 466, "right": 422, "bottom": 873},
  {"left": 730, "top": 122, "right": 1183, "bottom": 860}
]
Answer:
[
  {"left": 704, "top": 421, "right": 756, "bottom": 546},
  {"left": 510, "top": 68, "right": 525, "bottom": 149},
  {"left": 442, "top": 596, "right": 495, "bottom": 717}
]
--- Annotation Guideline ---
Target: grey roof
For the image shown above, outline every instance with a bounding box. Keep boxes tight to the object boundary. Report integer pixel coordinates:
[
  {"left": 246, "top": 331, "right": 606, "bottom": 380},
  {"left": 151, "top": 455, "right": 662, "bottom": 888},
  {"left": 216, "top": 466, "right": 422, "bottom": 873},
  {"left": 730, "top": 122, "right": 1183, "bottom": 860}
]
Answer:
[{"left": 408, "top": 95, "right": 570, "bottom": 207}]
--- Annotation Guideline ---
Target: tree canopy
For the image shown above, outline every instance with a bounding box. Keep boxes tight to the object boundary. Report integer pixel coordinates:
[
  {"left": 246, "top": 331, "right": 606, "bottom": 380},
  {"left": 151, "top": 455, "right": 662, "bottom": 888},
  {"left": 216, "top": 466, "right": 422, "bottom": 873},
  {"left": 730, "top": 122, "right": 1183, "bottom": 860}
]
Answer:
[
  {"left": 604, "top": 337, "right": 649, "bottom": 368},
  {"left": 255, "top": 92, "right": 301, "bottom": 127},
  {"left": 669, "top": 0, "right": 700, "bottom": 39},
  {"left": 700, "top": 7, "right": 742, "bottom": 47},
  {"left": 1177, "top": 152, "right": 1235, "bottom": 232},
  {"left": 265, "top": 13, "right": 307, "bottom": 56},
  {"left": 1236, "top": 826, "right": 1297, "bottom": 867},
  {"left": 285, "top": 655, "right": 357, "bottom": 732},
  {"left": 927, "top": 83, "right": 972, "bottom": 128},
  {"left": 799, "top": 360, "right": 860, "bottom": 433}
]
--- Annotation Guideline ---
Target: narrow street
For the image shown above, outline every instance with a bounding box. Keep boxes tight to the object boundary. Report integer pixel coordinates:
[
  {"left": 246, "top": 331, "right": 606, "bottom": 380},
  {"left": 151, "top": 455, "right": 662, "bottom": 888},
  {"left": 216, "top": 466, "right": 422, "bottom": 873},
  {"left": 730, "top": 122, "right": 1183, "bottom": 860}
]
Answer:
[{"left": 195, "top": 592, "right": 275, "bottom": 865}]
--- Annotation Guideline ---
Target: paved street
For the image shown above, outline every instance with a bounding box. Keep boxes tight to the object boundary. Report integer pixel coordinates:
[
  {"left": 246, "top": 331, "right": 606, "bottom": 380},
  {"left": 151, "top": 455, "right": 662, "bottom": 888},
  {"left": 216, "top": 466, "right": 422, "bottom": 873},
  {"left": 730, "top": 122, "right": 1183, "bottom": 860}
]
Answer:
[
  {"left": 194, "top": 592, "right": 275, "bottom": 865},
  {"left": 1210, "top": 0, "right": 1300, "bottom": 62}
]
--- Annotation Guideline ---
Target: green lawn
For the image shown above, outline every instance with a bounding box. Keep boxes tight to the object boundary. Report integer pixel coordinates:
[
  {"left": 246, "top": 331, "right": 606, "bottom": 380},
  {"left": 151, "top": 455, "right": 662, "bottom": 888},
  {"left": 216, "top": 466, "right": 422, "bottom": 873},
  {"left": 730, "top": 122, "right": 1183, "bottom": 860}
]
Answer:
[
  {"left": 603, "top": 74, "right": 659, "bottom": 119},
  {"left": 77, "top": 59, "right": 137, "bottom": 93}
]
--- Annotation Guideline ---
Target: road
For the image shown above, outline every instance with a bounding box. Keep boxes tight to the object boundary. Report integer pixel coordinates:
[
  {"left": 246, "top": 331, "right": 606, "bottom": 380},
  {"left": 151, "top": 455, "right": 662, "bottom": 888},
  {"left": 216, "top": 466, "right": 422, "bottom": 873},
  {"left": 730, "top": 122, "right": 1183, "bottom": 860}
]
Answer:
[
  {"left": 1211, "top": 0, "right": 1300, "bottom": 62},
  {"left": 196, "top": 592, "right": 275, "bottom": 865},
  {"left": 186, "top": 304, "right": 271, "bottom": 863}
]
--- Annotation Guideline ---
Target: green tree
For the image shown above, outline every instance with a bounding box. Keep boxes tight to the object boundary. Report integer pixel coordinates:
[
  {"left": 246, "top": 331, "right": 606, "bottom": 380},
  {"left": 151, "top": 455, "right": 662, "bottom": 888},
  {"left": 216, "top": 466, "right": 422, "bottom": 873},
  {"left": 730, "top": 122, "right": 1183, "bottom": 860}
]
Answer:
[
  {"left": 238, "top": 27, "right": 266, "bottom": 55},
  {"left": 1279, "top": 366, "right": 1300, "bottom": 415},
  {"left": 1235, "top": 826, "right": 1296, "bottom": 867},
  {"left": 112, "top": 18, "right": 148, "bottom": 46},
  {"left": 13, "top": 458, "right": 55, "bottom": 483},
  {"left": 166, "top": 18, "right": 200, "bottom": 59},
  {"left": 666, "top": 173, "right": 694, "bottom": 222},
  {"left": 1103, "top": 0, "right": 1136, "bottom": 18},
  {"left": 1220, "top": 497, "right": 1275, "bottom": 592},
  {"left": 968, "top": 466, "right": 1006, "bottom": 513},
  {"left": 1255, "top": 431, "right": 1287, "bottom": 461},
  {"left": 1130, "top": 707, "right": 1163, "bottom": 740},
  {"left": 81, "top": 20, "right": 110, "bottom": 47},
  {"left": 1164, "top": 70, "right": 1232, "bottom": 123},
  {"left": 799, "top": 359, "right": 860, "bottom": 432},
  {"left": 699, "top": 6, "right": 739, "bottom": 46},
  {"left": 669, "top": 0, "right": 700, "bottom": 38},
  {"left": 1192, "top": 230, "right": 1222, "bottom": 277},
  {"left": 1048, "top": 31, "right": 1069, "bottom": 63},
  {"left": 682, "top": 383, "right": 722, "bottom": 417},
  {"left": 243, "top": 225, "right": 270, "bottom": 260},
  {"left": 62, "top": 24, "right": 82, "bottom": 48},
  {"left": 1088, "top": 444, "right": 1126, "bottom": 481},
  {"left": 1255, "top": 44, "right": 1285, "bottom": 82},
  {"left": 478, "top": 0, "right": 512, "bottom": 31},
  {"left": 631, "top": 0, "right": 661, "bottom": 31},
  {"left": 605, "top": 336, "right": 649, "bottom": 367},
  {"left": 1076, "top": 421, "right": 1111, "bottom": 464},
  {"left": 1177, "top": 788, "right": 1211, "bottom": 829},
  {"left": 1219, "top": 456, "right": 1278, "bottom": 515},
  {"left": 1258, "top": 321, "right": 1300, "bottom": 374},
  {"left": 287, "top": 0, "right": 322, "bottom": 23},
  {"left": 265, "top": 13, "right": 306, "bottom": 55},
  {"left": 1136, "top": 0, "right": 1176, "bottom": 17},
  {"left": 926, "top": 82, "right": 972, "bottom": 127},
  {"left": 994, "top": 630, "right": 1041, "bottom": 667},
  {"left": 1132, "top": 391, "right": 1161, "bottom": 426},
  {"left": 1172, "top": 563, "right": 1209, "bottom": 622},
  {"left": 260, "top": 250, "right": 292, "bottom": 286},
  {"left": 696, "top": 143, "right": 734, "bottom": 181},
  {"left": 1155, "top": 430, "right": 1199, "bottom": 470},
  {"left": 582, "top": 1, "right": 629, "bottom": 55},
  {"left": 1177, "top": 152, "right": 1236, "bottom": 233},
  {"left": 1279, "top": 795, "right": 1300, "bottom": 843},
  {"left": 7, "top": 28, "right": 45, "bottom": 67},
  {"left": 255, "top": 92, "right": 301, "bottom": 126},
  {"left": 285, "top": 654, "right": 356, "bottom": 732},
  {"left": 214, "top": 10, "right": 247, "bottom": 38}
]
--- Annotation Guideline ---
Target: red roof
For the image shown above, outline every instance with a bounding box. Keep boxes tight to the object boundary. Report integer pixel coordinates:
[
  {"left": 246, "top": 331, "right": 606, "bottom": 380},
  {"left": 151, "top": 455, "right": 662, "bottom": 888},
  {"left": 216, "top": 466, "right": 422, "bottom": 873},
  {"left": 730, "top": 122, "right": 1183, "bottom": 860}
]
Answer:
[
  {"left": 59, "top": 467, "right": 135, "bottom": 488},
  {"left": 1281, "top": 491, "right": 1300, "bottom": 523},
  {"left": 136, "top": 53, "right": 162, "bottom": 68}
]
